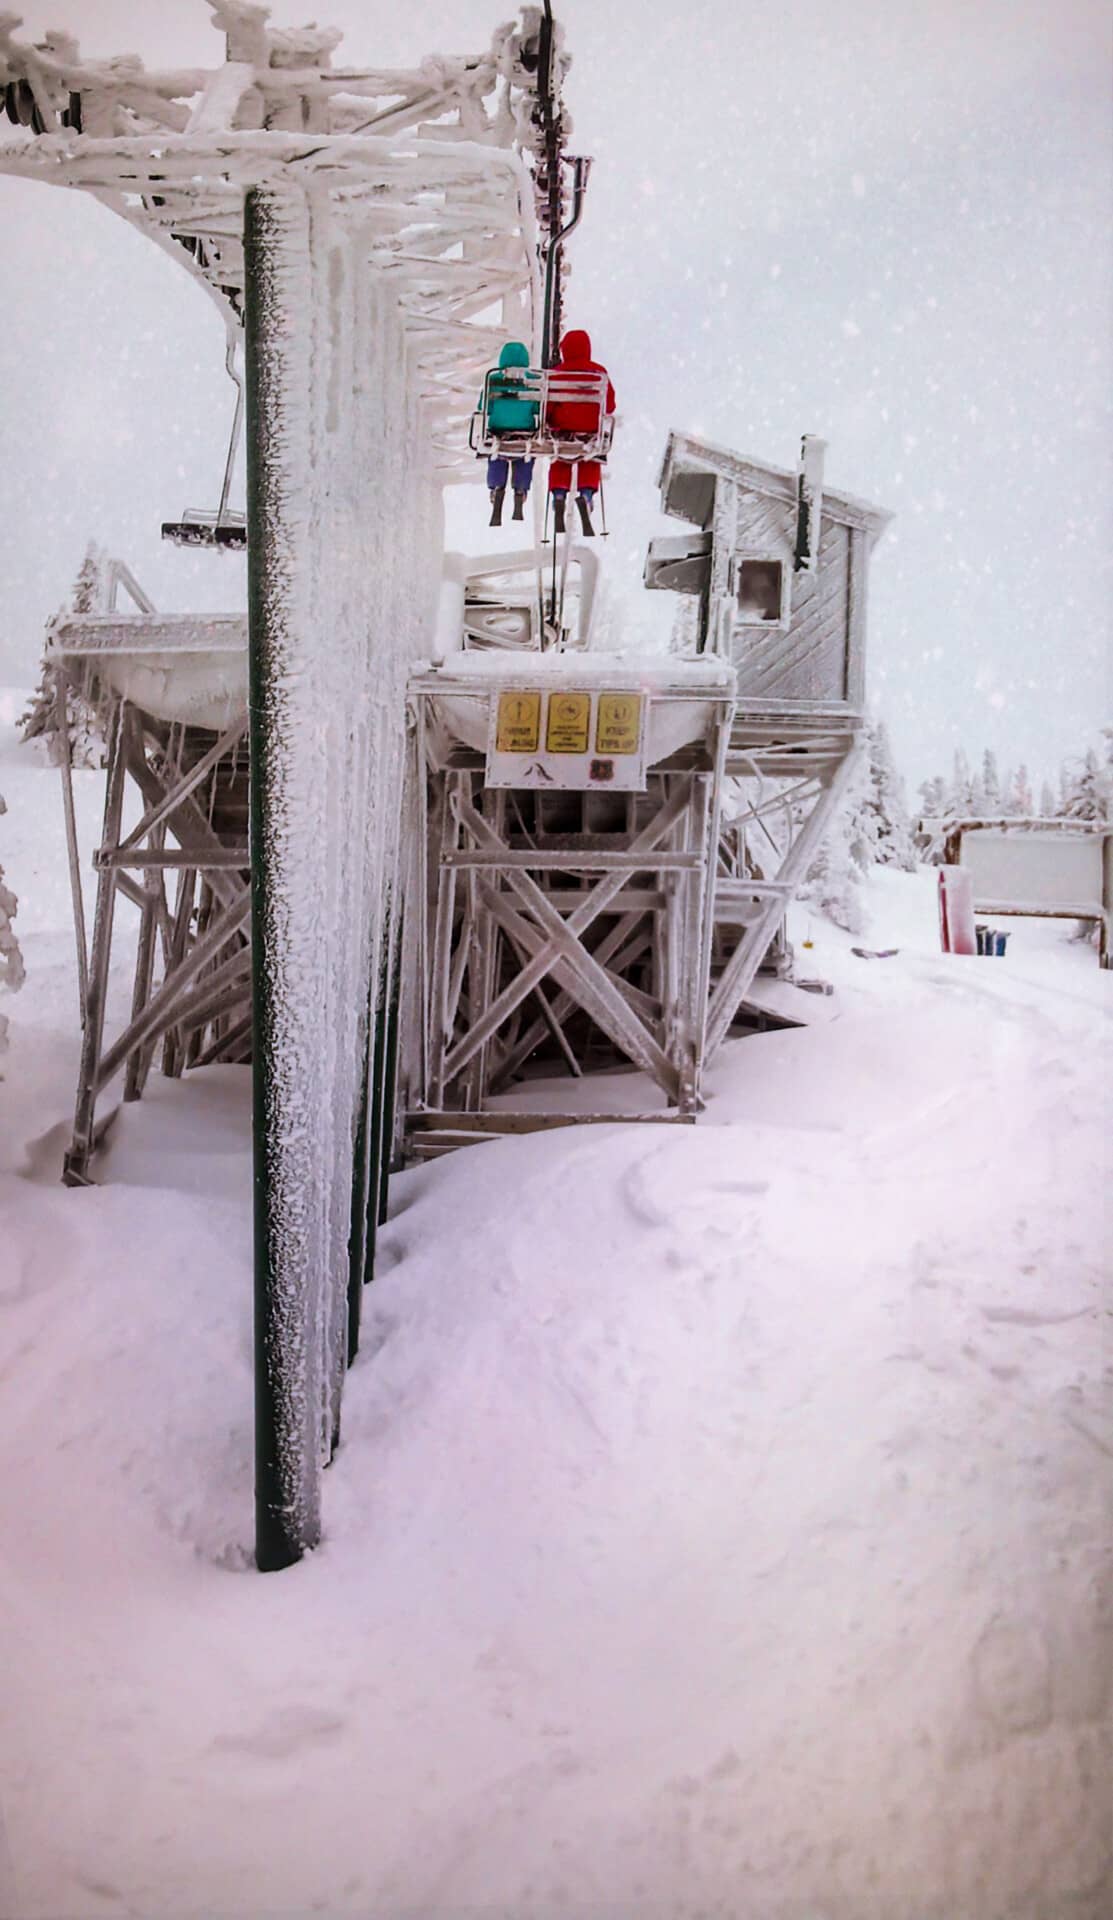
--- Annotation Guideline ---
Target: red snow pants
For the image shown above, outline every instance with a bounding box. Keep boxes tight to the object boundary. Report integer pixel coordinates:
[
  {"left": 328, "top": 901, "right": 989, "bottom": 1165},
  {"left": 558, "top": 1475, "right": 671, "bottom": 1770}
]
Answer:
[{"left": 549, "top": 457, "right": 602, "bottom": 493}]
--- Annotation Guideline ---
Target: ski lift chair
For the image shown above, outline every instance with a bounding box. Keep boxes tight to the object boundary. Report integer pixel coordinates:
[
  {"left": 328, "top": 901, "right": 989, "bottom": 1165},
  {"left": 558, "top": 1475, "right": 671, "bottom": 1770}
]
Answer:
[
  {"left": 470, "top": 363, "right": 614, "bottom": 569},
  {"left": 161, "top": 333, "right": 247, "bottom": 552},
  {"left": 469, "top": 366, "right": 615, "bottom": 467}
]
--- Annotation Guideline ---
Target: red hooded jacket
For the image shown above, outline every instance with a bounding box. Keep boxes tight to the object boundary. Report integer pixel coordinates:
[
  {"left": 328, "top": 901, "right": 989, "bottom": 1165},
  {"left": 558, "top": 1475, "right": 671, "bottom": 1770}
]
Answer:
[{"left": 546, "top": 329, "right": 616, "bottom": 434}]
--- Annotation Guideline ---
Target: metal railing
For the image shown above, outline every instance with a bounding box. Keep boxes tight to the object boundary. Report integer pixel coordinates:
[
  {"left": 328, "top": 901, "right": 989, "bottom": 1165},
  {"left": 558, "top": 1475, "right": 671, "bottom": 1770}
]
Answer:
[{"left": 469, "top": 366, "right": 615, "bottom": 461}]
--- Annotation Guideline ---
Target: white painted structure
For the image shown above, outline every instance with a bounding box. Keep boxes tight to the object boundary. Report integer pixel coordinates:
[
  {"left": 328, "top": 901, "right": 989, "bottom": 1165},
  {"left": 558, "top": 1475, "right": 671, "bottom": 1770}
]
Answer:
[{"left": 944, "top": 819, "right": 1111, "bottom": 966}]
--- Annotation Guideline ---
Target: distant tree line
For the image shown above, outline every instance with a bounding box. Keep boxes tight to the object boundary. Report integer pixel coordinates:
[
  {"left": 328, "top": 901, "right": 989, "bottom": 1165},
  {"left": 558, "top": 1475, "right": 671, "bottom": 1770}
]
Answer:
[
  {"left": 917, "top": 734, "right": 1112, "bottom": 834},
  {"left": 802, "top": 723, "right": 1111, "bottom": 934}
]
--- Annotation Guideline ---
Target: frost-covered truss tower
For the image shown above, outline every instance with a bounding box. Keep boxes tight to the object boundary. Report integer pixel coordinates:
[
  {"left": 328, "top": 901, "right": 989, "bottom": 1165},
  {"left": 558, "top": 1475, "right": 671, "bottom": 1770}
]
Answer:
[
  {"left": 44, "top": 553, "right": 255, "bottom": 1174},
  {"left": 0, "top": 2, "right": 567, "bottom": 1570},
  {"left": 404, "top": 647, "right": 735, "bottom": 1152}
]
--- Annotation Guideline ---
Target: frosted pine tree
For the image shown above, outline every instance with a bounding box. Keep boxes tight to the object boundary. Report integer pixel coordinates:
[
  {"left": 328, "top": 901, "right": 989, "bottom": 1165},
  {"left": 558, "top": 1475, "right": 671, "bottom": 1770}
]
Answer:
[
  {"left": 949, "top": 748, "right": 973, "bottom": 816},
  {"left": 919, "top": 774, "right": 946, "bottom": 816},
  {"left": 1059, "top": 741, "right": 1111, "bottom": 822},
  {"left": 915, "top": 774, "right": 948, "bottom": 862},
  {"left": 981, "top": 748, "right": 1001, "bottom": 815},
  {"left": 804, "top": 817, "right": 865, "bottom": 934},
  {"left": 803, "top": 750, "right": 874, "bottom": 933},
  {"left": 1039, "top": 778, "right": 1057, "bottom": 818},
  {"left": 0, "top": 792, "right": 26, "bottom": 1063},
  {"left": 1007, "top": 763, "right": 1034, "bottom": 817},
  {"left": 20, "top": 543, "right": 106, "bottom": 767},
  {"left": 864, "top": 720, "right": 917, "bottom": 869}
]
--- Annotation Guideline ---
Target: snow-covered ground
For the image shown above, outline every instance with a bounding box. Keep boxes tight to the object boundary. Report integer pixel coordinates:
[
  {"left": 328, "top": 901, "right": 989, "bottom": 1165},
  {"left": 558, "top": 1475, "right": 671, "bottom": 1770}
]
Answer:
[{"left": 1, "top": 693, "right": 1110, "bottom": 1920}]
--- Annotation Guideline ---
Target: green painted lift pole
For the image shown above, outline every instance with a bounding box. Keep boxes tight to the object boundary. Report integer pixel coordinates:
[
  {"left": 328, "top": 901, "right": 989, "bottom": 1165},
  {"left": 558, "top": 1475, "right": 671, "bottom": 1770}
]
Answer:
[
  {"left": 346, "top": 985, "right": 384, "bottom": 1359},
  {"left": 377, "top": 919, "right": 404, "bottom": 1229},
  {"left": 244, "top": 180, "right": 320, "bottom": 1574},
  {"left": 347, "top": 896, "right": 401, "bottom": 1358}
]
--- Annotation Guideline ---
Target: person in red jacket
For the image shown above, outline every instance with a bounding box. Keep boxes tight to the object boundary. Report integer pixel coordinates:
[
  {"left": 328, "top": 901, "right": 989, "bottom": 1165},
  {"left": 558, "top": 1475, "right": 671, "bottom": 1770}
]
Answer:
[{"left": 545, "top": 328, "right": 615, "bottom": 536}]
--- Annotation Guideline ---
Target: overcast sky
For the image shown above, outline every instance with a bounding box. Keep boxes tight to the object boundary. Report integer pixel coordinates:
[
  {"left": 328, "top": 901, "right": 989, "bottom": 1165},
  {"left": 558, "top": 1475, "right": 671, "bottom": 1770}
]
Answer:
[{"left": 0, "top": 0, "right": 1109, "bottom": 792}]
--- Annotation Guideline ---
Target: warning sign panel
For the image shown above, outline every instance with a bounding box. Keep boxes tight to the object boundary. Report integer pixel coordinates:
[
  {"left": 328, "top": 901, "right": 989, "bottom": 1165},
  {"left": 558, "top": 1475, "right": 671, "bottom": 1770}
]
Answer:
[
  {"left": 595, "top": 692, "right": 643, "bottom": 755},
  {"left": 495, "top": 689, "right": 541, "bottom": 754},
  {"left": 546, "top": 691, "right": 591, "bottom": 754},
  {"left": 485, "top": 683, "right": 650, "bottom": 790}
]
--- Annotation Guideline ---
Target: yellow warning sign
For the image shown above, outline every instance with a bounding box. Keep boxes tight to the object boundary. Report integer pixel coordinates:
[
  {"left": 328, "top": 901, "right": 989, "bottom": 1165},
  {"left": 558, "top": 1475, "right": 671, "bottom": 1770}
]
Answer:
[
  {"left": 595, "top": 692, "right": 643, "bottom": 755},
  {"left": 545, "top": 690, "right": 591, "bottom": 754},
  {"left": 495, "top": 689, "right": 541, "bottom": 754}
]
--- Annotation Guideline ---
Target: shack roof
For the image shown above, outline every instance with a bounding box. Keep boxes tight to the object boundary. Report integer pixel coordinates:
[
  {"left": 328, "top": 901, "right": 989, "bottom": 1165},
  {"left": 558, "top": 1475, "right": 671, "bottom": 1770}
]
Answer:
[{"left": 658, "top": 431, "right": 893, "bottom": 544}]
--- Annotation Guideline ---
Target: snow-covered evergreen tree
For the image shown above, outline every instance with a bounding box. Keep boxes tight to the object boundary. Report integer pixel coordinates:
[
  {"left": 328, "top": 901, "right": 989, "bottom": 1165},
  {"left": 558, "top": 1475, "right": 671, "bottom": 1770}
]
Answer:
[
  {"left": 967, "top": 766, "right": 988, "bottom": 818},
  {"left": 1059, "top": 742, "right": 1111, "bottom": 822},
  {"left": 863, "top": 720, "right": 917, "bottom": 869},
  {"left": 19, "top": 543, "right": 106, "bottom": 768},
  {"left": 1039, "top": 778, "right": 1056, "bottom": 818},
  {"left": 918, "top": 774, "right": 946, "bottom": 817},
  {"left": 0, "top": 792, "right": 26, "bottom": 1063},
  {"left": 914, "top": 773, "right": 949, "bottom": 862},
  {"left": 19, "top": 663, "right": 104, "bottom": 769},
  {"left": 949, "top": 748, "right": 973, "bottom": 816},
  {"left": 981, "top": 748, "right": 1001, "bottom": 814},
  {"left": 1006, "top": 763, "right": 1034, "bottom": 817},
  {"left": 803, "top": 750, "right": 874, "bottom": 933}
]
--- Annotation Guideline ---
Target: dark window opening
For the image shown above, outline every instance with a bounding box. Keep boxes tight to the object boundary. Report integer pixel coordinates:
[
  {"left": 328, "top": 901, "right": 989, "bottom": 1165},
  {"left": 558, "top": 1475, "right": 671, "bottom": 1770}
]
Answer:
[{"left": 736, "top": 559, "right": 783, "bottom": 624}]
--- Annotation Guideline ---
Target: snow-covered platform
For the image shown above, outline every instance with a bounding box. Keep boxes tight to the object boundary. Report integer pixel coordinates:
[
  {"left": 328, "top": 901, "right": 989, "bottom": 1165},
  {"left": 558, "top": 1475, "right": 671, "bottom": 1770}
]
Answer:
[{"left": 49, "top": 611, "right": 247, "bottom": 732}]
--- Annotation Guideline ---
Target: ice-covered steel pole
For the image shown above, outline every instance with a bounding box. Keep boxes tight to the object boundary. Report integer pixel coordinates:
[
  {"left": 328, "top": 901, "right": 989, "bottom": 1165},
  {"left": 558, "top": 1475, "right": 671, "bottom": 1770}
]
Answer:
[{"left": 244, "top": 180, "right": 321, "bottom": 1572}]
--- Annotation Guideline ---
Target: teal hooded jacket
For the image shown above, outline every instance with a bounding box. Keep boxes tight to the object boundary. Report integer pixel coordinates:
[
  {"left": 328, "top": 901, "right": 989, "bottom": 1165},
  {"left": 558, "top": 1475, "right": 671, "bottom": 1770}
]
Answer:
[{"left": 484, "top": 341, "right": 538, "bottom": 433}]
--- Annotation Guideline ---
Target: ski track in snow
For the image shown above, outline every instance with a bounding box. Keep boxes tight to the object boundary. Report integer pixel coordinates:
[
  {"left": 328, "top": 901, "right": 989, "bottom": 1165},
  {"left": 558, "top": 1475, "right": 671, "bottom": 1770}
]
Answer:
[{"left": 0, "top": 712, "right": 1111, "bottom": 1918}]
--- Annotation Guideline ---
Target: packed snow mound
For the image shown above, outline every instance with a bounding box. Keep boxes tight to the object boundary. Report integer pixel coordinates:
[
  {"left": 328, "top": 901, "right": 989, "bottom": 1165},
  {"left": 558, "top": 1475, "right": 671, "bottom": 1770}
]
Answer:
[
  {"left": 331, "top": 1070, "right": 1109, "bottom": 1918},
  {"left": 3, "top": 1002, "right": 1110, "bottom": 1915}
]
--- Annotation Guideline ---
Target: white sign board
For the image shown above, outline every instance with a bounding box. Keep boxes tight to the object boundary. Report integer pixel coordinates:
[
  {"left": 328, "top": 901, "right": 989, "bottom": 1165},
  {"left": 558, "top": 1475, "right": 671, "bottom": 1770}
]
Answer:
[{"left": 960, "top": 830, "right": 1105, "bottom": 914}]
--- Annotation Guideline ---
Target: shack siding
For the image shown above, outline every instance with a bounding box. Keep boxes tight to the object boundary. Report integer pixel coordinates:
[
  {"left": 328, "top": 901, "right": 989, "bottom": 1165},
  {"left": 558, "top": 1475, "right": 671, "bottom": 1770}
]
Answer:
[
  {"left": 734, "top": 493, "right": 795, "bottom": 553},
  {"left": 732, "top": 517, "right": 850, "bottom": 702}
]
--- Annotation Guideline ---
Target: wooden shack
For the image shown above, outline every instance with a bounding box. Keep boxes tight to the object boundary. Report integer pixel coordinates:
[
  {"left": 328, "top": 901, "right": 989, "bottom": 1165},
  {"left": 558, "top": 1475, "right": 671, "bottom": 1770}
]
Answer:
[
  {"left": 647, "top": 432, "right": 893, "bottom": 1052},
  {"left": 647, "top": 431, "right": 891, "bottom": 713}
]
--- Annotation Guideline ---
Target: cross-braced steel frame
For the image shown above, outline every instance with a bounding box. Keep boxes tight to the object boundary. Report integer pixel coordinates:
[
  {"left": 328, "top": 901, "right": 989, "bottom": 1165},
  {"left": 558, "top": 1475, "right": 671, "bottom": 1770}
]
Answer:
[
  {"left": 403, "top": 684, "right": 734, "bottom": 1153},
  {"left": 706, "top": 709, "right": 862, "bottom": 1056},
  {"left": 51, "top": 656, "right": 252, "bottom": 1187},
  {"left": 403, "top": 692, "right": 860, "bottom": 1151}
]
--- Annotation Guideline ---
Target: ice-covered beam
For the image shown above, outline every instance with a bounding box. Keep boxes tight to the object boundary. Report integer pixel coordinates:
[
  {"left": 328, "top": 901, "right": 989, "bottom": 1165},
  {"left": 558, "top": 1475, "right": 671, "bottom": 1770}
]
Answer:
[{"left": 0, "top": 121, "right": 540, "bottom": 472}]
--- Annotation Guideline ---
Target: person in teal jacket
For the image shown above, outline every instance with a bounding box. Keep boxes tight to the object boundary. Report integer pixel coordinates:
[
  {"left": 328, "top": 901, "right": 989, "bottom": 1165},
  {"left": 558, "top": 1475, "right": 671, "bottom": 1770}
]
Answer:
[{"left": 482, "top": 341, "right": 538, "bottom": 525}]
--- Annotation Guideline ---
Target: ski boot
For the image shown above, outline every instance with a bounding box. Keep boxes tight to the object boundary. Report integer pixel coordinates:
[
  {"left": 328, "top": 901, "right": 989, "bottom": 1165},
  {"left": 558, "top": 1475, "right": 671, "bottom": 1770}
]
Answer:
[
  {"left": 552, "top": 492, "right": 567, "bottom": 535},
  {"left": 489, "top": 486, "right": 506, "bottom": 527},
  {"left": 512, "top": 490, "right": 528, "bottom": 521},
  {"left": 576, "top": 493, "right": 595, "bottom": 537}
]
